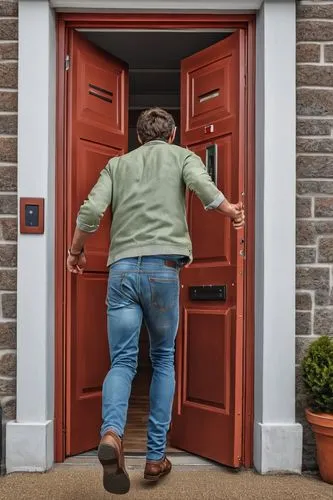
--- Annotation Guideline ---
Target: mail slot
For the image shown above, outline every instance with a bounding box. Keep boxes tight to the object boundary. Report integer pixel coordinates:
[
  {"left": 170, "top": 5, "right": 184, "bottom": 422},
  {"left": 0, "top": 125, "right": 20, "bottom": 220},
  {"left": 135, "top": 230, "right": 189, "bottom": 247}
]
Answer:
[{"left": 189, "top": 285, "right": 227, "bottom": 301}]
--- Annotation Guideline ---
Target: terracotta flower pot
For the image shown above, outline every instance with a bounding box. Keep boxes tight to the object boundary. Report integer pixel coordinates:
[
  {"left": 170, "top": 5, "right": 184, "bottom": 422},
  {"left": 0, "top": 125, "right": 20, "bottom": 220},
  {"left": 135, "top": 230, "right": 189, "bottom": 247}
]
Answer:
[{"left": 306, "top": 408, "right": 333, "bottom": 484}]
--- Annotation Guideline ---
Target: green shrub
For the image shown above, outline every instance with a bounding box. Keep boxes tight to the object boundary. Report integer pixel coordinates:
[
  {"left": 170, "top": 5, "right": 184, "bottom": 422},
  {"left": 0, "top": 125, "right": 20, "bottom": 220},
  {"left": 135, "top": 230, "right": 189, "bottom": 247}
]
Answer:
[{"left": 301, "top": 336, "right": 333, "bottom": 413}]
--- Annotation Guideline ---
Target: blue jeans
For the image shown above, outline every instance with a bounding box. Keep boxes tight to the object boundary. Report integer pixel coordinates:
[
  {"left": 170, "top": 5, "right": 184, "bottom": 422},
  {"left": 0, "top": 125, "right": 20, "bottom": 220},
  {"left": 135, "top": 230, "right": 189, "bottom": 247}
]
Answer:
[{"left": 101, "top": 256, "right": 183, "bottom": 460}]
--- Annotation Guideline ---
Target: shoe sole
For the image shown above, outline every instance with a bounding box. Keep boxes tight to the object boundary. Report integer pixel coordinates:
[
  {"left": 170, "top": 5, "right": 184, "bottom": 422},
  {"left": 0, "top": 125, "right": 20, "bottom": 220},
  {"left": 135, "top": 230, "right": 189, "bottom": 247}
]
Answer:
[{"left": 98, "top": 442, "right": 130, "bottom": 495}]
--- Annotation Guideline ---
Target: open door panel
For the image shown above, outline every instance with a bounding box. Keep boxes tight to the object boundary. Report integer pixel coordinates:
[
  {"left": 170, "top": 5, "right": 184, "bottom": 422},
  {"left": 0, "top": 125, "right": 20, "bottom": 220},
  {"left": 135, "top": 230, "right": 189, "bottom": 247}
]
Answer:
[
  {"left": 66, "top": 31, "right": 128, "bottom": 456},
  {"left": 171, "top": 31, "right": 245, "bottom": 468}
]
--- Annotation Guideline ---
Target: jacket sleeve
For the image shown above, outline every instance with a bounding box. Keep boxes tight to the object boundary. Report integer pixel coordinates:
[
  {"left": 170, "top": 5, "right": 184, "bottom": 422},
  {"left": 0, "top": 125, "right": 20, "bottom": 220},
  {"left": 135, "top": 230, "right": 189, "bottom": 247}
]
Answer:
[
  {"left": 182, "top": 151, "right": 225, "bottom": 210},
  {"left": 76, "top": 161, "right": 113, "bottom": 233}
]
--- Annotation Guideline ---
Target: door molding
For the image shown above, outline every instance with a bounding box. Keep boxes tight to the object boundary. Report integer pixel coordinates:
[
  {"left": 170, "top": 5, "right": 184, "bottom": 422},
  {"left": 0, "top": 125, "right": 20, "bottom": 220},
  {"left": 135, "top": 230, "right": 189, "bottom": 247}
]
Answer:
[
  {"left": 55, "top": 13, "right": 256, "bottom": 467},
  {"left": 8, "top": 0, "right": 300, "bottom": 474},
  {"left": 50, "top": 0, "right": 263, "bottom": 10}
]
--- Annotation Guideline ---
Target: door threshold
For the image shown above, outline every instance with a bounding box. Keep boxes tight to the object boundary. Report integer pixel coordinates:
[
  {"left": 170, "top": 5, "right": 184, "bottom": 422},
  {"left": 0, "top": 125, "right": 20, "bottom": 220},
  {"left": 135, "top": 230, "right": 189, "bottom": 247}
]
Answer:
[{"left": 60, "top": 453, "right": 220, "bottom": 470}]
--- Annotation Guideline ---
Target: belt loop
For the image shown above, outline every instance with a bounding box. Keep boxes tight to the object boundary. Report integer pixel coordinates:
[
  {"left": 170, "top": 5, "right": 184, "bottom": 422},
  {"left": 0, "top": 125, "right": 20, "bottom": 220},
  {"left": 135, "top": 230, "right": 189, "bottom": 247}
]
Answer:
[{"left": 138, "top": 256, "right": 142, "bottom": 267}]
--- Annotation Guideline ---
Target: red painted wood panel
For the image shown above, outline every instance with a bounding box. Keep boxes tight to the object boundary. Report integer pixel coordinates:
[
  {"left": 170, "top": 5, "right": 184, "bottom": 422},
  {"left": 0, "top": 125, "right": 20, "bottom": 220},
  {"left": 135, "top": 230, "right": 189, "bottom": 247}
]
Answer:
[
  {"left": 67, "top": 31, "right": 128, "bottom": 455},
  {"left": 171, "top": 31, "right": 245, "bottom": 468}
]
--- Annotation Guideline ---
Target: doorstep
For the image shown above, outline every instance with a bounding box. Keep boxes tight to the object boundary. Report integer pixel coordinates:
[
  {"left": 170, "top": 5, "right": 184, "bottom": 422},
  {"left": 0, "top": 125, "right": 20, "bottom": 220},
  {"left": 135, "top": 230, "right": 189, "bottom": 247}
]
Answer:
[{"left": 59, "top": 452, "right": 221, "bottom": 470}]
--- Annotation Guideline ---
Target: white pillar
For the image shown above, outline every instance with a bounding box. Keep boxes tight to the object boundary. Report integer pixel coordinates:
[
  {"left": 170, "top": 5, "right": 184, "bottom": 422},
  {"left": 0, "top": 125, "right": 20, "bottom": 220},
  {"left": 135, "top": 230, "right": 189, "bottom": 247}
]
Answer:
[
  {"left": 6, "top": 0, "right": 56, "bottom": 472},
  {"left": 254, "top": 0, "right": 302, "bottom": 474}
]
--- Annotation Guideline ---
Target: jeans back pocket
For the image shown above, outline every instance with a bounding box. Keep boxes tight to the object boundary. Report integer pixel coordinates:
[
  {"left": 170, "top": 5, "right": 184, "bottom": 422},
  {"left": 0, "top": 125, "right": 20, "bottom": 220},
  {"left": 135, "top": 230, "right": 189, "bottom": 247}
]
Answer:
[{"left": 149, "top": 277, "right": 179, "bottom": 312}]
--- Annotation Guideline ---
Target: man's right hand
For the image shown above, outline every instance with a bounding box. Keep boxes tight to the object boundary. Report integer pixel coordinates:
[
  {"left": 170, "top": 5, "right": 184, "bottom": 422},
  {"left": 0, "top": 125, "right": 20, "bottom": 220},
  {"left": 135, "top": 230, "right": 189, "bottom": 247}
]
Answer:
[{"left": 217, "top": 199, "right": 245, "bottom": 228}]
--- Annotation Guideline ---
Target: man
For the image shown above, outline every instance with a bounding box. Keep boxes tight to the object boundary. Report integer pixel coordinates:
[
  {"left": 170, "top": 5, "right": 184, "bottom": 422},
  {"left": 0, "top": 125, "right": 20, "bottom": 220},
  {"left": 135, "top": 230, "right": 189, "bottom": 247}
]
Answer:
[{"left": 67, "top": 108, "right": 245, "bottom": 495}]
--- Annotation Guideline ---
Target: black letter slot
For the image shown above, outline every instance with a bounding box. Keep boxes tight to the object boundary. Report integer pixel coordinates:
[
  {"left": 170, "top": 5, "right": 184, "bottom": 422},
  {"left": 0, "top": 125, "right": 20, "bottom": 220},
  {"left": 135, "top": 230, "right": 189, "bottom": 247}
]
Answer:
[{"left": 189, "top": 285, "right": 227, "bottom": 301}]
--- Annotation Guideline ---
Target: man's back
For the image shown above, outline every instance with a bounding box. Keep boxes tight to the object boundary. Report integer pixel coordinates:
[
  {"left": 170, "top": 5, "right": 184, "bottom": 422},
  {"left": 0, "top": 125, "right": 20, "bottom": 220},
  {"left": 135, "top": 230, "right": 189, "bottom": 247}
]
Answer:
[
  {"left": 78, "top": 139, "right": 223, "bottom": 266},
  {"left": 110, "top": 140, "right": 190, "bottom": 264}
]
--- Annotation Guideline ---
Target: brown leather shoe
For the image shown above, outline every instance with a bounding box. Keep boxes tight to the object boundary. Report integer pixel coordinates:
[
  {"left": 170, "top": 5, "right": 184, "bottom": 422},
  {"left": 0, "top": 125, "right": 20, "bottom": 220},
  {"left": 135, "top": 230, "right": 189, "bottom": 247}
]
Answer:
[
  {"left": 144, "top": 456, "right": 172, "bottom": 482},
  {"left": 98, "top": 430, "right": 130, "bottom": 494}
]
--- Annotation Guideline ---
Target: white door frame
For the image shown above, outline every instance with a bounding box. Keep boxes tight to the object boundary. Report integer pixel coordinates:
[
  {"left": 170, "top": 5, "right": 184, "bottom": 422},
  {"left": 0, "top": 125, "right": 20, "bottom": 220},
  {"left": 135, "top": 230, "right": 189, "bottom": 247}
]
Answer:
[{"left": 6, "top": 0, "right": 301, "bottom": 474}]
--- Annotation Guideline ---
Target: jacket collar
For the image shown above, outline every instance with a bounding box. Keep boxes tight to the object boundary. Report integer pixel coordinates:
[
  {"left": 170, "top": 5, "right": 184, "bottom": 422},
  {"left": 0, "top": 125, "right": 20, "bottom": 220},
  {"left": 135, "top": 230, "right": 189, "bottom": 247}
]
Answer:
[{"left": 143, "top": 139, "right": 168, "bottom": 146}]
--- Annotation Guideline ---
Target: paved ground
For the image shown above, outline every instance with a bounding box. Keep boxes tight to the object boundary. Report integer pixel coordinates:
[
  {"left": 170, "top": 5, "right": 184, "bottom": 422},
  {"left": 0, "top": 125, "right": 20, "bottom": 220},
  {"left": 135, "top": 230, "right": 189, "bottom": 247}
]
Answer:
[{"left": 0, "top": 466, "right": 332, "bottom": 500}]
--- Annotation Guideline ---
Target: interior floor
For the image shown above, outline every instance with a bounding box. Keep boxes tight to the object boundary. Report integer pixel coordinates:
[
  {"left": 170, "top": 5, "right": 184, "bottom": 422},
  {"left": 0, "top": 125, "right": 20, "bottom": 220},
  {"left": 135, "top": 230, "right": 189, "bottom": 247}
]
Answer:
[
  {"left": 123, "top": 364, "right": 180, "bottom": 453},
  {"left": 121, "top": 326, "right": 181, "bottom": 453},
  {"left": 80, "top": 28, "right": 231, "bottom": 454}
]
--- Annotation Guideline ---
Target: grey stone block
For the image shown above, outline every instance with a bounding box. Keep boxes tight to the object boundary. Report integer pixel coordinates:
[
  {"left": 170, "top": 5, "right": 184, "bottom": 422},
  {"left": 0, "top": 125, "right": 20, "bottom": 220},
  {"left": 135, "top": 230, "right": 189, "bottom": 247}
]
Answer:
[
  {"left": 318, "top": 237, "right": 333, "bottom": 263},
  {"left": 297, "top": 181, "right": 333, "bottom": 196},
  {"left": 0, "top": 270, "right": 16, "bottom": 291},
  {"left": 1, "top": 398, "right": 16, "bottom": 420},
  {"left": 296, "top": 197, "right": 312, "bottom": 218},
  {"left": 296, "top": 267, "right": 330, "bottom": 290},
  {"left": 0, "top": 20, "right": 17, "bottom": 41},
  {"left": 315, "top": 287, "right": 333, "bottom": 306},
  {"left": 0, "top": 91, "right": 17, "bottom": 112},
  {"left": 296, "top": 292, "right": 312, "bottom": 311},
  {"left": 325, "top": 45, "right": 333, "bottom": 63},
  {"left": 0, "top": 353, "right": 16, "bottom": 377},
  {"left": 297, "top": 65, "right": 333, "bottom": 87},
  {"left": 296, "top": 311, "right": 312, "bottom": 335},
  {"left": 297, "top": 89, "right": 333, "bottom": 116},
  {"left": 0, "top": 196, "right": 17, "bottom": 215},
  {"left": 0, "top": 42, "right": 17, "bottom": 61},
  {"left": 297, "top": 4, "right": 333, "bottom": 20},
  {"left": 296, "top": 247, "right": 316, "bottom": 264},
  {"left": 0, "top": 377, "right": 15, "bottom": 396},
  {"left": 296, "top": 44, "right": 320, "bottom": 63},
  {"left": 0, "top": 62, "right": 17, "bottom": 89},
  {"left": 0, "top": 322, "right": 16, "bottom": 348},
  {"left": 297, "top": 119, "right": 333, "bottom": 136},
  {"left": 314, "top": 309, "right": 333, "bottom": 335},
  {"left": 296, "top": 336, "right": 314, "bottom": 365},
  {"left": 0, "top": 219, "right": 16, "bottom": 241},
  {"left": 315, "top": 198, "right": 333, "bottom": 218},
  {"left": 2, "top": 293, "right": 16, "bottom": 319},
  {"left": 297, "top": 138, "right": 333, "bottom": 154},
  {"left": 0, "top": 137, "right": 17, "bottom": 162},
  {"left": 297, "top": 21, "right": 333, "bottom": 42},
  {"left": 0, "top": 245, "right": 16, "bottom": 267},
  {"left": 0, "top": 115, "right": 17, "bottom": 135},
  {"left": 0, "top": 2, "right": 18, "bottom": 17},
  {"left": 296, "top": 221, "right": 316, "bottom": 245},
  {"left": 297, "top": 156, "right": 333, "bottom": 179},
  {"left": 0, "top": 167, "right": 17, "bottom": 192}
]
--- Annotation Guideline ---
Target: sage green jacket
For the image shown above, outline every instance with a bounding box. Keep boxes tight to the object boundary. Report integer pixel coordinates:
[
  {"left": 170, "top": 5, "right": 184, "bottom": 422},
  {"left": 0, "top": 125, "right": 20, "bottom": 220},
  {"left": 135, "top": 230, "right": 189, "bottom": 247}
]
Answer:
[{"left": 77, "top": 140, "right": 224, "bottom": 266}]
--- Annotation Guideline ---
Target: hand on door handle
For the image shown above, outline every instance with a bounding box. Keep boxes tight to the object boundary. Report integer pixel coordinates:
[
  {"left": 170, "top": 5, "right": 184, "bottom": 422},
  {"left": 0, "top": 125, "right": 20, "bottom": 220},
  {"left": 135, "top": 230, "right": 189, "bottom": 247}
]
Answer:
[
  {"left": 217, "top": 199, "right": 245, "bottom": 228},
  {"left": 232, "top": 201, "right": 245, "bottom": 229},
  {"left": 233, "top": 212, "right": 245, "bottom": 229}
]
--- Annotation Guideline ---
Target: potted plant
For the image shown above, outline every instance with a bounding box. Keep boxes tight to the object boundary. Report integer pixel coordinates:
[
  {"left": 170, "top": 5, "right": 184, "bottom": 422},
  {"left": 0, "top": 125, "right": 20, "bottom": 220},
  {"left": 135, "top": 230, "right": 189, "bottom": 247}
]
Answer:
[{"left": 302, "top": 335, "right": 333, "bottom": 484}]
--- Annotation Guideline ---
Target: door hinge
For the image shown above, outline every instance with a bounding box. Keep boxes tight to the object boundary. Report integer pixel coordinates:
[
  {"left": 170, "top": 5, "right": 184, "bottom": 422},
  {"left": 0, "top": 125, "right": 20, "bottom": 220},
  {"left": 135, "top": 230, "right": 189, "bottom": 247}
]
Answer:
[{"left": 65, "top": 55, "right": 70, "bottom": 71}]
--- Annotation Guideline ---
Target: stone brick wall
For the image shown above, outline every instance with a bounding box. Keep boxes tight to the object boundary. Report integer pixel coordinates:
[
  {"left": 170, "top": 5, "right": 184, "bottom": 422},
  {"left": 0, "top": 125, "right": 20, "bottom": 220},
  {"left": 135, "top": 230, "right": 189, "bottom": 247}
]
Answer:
[
  {"left": 0, "top": 0, "right": 18, "bottom": 469},
  {"left": 296, "top": 0, "right": 333, "bottom": 470}
]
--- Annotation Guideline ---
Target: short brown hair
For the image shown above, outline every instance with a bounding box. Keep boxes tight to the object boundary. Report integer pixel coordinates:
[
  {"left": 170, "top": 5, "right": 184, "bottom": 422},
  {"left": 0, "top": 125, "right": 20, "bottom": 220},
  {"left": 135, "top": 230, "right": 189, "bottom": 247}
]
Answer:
[{"left": 137, "top": 108, "right": 175, "bottom": 144}]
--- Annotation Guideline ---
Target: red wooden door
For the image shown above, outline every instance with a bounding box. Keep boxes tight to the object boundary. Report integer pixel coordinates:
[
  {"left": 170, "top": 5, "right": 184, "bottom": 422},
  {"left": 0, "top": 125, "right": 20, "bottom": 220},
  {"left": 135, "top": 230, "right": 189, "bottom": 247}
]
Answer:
[
  {"left": 66, "top": 32, "right": 128, "bottom": 455},
  {"left": 171, "top": 32, "right": 245, "bottom": 467}
]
